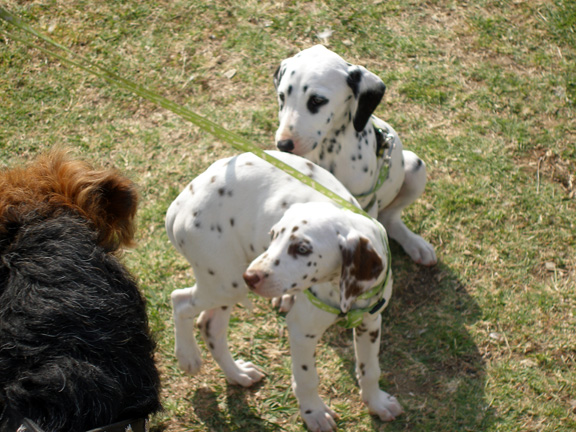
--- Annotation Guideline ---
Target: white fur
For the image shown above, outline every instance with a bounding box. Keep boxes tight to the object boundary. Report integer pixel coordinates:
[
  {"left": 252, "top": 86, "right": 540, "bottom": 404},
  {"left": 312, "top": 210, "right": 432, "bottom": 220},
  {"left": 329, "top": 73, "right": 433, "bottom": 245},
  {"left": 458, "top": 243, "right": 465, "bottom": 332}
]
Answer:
[
  {"left": 166, "top": 151, "right": 402, "bottom": 430},
  {"left": 274, "top": 45, "right": 436, "bottom": 266}
]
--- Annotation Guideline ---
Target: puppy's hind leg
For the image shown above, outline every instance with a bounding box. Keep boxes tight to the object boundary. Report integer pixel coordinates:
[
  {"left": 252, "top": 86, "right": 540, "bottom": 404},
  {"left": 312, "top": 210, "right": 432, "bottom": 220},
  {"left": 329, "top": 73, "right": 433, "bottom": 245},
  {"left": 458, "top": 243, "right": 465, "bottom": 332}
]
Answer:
[
  {"left": 379, "top": 150, "right": 437, "bottom": 266},
  {"left": 198, "top": 306, "right": 265, "bottom": 387},
  {"left": 171, "top": 285, "right": 205, "bottom": 375}
]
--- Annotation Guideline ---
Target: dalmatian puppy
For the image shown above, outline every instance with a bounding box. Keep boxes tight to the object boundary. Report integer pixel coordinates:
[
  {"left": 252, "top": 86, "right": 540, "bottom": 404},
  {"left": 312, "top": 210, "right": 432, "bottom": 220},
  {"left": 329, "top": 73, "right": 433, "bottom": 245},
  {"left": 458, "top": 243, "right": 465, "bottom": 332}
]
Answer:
[
  {"left": 274, "top": 44, "right": 437, "bottom": 266},
  {"left": 167, "top": 151, "right": 402, "bottom": 431}
]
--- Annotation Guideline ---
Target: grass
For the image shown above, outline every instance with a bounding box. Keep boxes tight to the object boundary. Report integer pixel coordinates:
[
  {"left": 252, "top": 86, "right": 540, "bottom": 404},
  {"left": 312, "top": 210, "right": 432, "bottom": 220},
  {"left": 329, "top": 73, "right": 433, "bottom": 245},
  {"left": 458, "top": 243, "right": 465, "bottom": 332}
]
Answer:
[{"left": 1, "top": 0, "right": 575, "bottom": 430}]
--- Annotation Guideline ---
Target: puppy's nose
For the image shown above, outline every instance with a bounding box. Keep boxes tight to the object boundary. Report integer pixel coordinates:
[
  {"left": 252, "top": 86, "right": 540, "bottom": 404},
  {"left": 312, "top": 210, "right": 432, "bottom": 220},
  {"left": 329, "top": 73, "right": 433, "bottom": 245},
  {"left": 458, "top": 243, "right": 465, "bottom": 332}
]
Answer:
[
  {"left": 243, "top": 270, "right": 262, "bottom": 290},
  {"left": 277, "top": 139, "right": 295, "bottom": 153}
]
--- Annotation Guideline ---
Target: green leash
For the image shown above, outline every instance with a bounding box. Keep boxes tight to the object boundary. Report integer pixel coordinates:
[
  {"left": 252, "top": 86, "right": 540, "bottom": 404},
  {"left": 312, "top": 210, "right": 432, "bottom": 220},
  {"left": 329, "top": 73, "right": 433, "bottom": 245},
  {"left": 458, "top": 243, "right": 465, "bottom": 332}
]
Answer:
[{"left": 0, "top": 6, "right": 364, "bottom": 219}]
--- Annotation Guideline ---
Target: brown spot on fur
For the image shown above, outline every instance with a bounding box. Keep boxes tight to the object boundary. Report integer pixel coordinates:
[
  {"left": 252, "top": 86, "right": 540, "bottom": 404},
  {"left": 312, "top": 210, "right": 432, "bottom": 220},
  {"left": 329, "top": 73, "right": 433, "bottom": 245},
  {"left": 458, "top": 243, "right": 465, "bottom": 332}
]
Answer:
[
  {"left": 356, "top": 324, "right": 367, "bottom": 338},
  {"left": 340, "top": 237, "right": 383, "bottom": 300}
]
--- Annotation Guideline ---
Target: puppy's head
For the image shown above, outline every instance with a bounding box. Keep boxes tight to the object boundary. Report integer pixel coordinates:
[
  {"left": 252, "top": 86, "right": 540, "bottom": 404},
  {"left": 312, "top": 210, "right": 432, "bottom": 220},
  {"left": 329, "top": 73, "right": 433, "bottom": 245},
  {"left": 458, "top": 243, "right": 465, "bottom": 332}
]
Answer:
[
  {"left": 0, "top": 149, "right": 138, "bottom": 251},
  {"left": 273, "top": 45, "right": 386, "bottom": 156},
  {"left": 243, "top": 202, "right": 388, "bottom": 312}
]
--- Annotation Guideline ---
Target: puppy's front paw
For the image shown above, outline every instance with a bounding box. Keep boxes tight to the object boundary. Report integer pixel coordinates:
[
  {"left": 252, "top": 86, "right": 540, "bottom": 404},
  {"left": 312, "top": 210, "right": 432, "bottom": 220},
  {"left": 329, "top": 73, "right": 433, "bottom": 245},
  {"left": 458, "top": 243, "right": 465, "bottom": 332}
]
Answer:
[
  {"left": 301, "top": 402, "right": 339, "bottom": 432},
  {"left": 405, "top": 236, "right": 437, "bottom": 266},
  {"left": 225, "top": 359, "right": 265, "bottom": 387},
  {"left": 364, "top": 390, "right": 403, "bottom": 422},
  {"left": 175, "top": 343, "right": 202, "bottom": 375}
]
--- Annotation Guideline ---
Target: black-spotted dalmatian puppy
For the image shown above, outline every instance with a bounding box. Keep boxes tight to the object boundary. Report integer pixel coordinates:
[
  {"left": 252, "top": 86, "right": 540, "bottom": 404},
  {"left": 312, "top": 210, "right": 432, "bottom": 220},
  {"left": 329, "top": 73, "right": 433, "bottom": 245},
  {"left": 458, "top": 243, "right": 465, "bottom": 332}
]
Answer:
[
  {"left": 167, "top": 151, "right": 402, "bottom": 431},
  {"left": 274, "top": 45, "right": 437, "bottom": 266}
]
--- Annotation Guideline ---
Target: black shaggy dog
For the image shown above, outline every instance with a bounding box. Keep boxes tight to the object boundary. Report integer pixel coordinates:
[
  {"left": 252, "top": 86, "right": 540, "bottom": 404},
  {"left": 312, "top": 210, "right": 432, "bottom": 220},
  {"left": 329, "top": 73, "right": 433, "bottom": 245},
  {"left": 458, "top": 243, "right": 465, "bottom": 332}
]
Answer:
[{"left": 0, "top": 150, "right": 161, "bottom": 432}]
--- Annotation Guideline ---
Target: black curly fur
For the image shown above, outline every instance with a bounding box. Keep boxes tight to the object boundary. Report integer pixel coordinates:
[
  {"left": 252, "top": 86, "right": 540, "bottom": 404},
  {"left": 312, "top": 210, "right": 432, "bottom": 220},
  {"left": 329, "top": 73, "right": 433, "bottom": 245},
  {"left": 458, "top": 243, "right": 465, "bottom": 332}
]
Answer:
[{"left": 0, "top": 213, "right": 161, "bottom": 431}]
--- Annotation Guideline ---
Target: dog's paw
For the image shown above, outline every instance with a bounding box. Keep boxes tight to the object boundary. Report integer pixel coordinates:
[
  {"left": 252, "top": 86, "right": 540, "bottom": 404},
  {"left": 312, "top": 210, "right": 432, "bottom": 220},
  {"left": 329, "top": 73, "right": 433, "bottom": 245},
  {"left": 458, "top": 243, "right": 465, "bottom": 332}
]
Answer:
[
  {"left": 301, "top": 402, "right": 339, "bottom": 432},
  {"left": 175, "top": 343, "right": 203, "bottom": 375},
  {"left": 225, "top": 359, "right": 265, "bottom": 387},
  {"left": 364, "top": 390, "right": 403, "bottom": 422},
  {"left": 404, "top": 236, "right": 437, "bottom": 266},
  {"left": 272, "top": 294, "right": 295, "bottom": 312}
]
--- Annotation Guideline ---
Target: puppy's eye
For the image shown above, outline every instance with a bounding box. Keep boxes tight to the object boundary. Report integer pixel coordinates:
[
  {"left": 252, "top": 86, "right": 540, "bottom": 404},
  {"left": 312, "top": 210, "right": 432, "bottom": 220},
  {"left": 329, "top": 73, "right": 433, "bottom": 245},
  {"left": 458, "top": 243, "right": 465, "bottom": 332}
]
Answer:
[
  {"left": 297, "top": 244, "right": 311, "bottom": 255},
  {"left": 307, "top": 95, "right": 328, "bottom": 113},
  {"left": 288, "top": 241, "right": 313, "bottom": 258},
  {"left": 278, "top": 92, "right": 285, "bottom": 103}
]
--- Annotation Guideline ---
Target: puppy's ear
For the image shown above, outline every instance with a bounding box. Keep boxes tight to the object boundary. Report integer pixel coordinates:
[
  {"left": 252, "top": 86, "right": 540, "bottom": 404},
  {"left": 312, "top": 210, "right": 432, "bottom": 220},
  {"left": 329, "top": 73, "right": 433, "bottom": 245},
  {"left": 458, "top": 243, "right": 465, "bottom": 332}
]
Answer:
[
  {"left": 273, "top": 62, "right": 286, "bottom": 90},
  {"left": 338, "top": 231, "right": 384, "bottom": 313},
  {"left": 347, "top": 65, "right": 386, "bottom": 132}
]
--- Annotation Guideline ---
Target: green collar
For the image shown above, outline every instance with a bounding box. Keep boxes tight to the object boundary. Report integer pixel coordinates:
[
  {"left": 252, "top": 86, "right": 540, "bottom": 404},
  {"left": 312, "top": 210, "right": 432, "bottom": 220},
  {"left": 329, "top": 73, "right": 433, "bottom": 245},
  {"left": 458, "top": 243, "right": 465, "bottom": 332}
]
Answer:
[
  {"left": 355, "top": 121, "right": 395, "bottom": 211},
  {"left": 303, "top": 227, "right": 392, "bottom": 329}
]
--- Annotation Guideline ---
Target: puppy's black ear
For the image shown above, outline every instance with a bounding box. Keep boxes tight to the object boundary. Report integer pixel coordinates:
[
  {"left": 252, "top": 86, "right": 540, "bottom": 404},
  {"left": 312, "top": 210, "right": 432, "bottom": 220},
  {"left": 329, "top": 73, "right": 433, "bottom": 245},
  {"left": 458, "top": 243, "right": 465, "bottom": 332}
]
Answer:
[
  {"left": 347, "top": 65, "right": 386, "bottom": 132},
  {"left": 273, "top": 63, "right": 286, "bottom": 89}
]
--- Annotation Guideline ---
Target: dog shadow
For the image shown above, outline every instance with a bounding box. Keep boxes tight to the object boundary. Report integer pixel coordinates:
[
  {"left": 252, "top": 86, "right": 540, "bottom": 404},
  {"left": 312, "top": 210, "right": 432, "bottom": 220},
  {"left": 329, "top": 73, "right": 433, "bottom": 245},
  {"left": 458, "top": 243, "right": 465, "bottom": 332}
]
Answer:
[
  {"left": 192, "top": 381, "right": 283, "bottom": 432},
  {"left": 323, "top": 243, "right": 495, "bottom": 430}
]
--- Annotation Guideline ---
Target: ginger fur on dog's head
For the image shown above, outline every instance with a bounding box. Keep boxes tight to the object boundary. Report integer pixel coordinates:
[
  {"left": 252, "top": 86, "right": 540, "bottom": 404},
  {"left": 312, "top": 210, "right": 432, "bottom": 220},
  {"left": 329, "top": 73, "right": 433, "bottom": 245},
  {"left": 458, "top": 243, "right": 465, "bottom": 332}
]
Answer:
[{"left": 0, "top": 149, "right": 138, "bottom": 251}]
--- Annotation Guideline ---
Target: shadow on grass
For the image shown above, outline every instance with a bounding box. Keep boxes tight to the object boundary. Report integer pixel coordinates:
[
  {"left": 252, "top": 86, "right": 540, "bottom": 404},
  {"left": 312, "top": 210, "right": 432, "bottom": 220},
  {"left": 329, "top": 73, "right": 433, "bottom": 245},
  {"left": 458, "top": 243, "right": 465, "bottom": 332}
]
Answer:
[{"left": 192, "top": 381, "right": 284, "bottom": 432}]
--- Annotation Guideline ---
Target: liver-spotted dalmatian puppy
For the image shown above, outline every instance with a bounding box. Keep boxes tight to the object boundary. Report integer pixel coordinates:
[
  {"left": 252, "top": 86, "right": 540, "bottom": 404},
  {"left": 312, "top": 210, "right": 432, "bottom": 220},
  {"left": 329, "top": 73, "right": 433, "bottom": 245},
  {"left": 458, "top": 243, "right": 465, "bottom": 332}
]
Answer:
[
  {"left": 274, "top": 44, "right": 437, "bottom": 266},
  {"left": 167, "top": 151, "right": 402, "bottom": 431}
]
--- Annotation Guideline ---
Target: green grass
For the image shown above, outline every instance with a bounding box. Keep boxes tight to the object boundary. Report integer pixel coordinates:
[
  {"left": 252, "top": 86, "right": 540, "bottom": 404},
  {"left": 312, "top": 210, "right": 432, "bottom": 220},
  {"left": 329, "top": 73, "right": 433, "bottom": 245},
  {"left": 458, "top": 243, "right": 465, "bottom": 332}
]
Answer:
[{"left": 1, "top": 0, "right": 575, "bottom": 430}]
